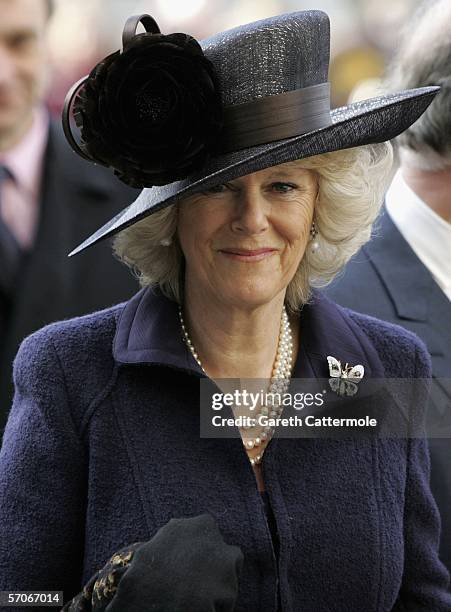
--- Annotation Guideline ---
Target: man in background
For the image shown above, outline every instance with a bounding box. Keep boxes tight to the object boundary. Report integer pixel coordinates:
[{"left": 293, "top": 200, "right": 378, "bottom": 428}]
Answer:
[
  {"left": 0, "top": 0, "right": 139, "bottom": 426},
  {"left": 325, "top": 0, "right": 451, "bottom": 573}
]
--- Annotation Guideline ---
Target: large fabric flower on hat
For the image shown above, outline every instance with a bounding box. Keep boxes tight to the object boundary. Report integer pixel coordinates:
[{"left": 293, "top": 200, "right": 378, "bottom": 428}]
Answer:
[{"left": 72, "top": 31, "right": 223, "bottom": 189}]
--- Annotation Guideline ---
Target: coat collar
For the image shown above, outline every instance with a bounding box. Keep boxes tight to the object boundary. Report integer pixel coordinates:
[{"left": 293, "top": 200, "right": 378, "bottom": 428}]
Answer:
[{"left": 113, "top": 286, "right": 385, "bottom": 379}]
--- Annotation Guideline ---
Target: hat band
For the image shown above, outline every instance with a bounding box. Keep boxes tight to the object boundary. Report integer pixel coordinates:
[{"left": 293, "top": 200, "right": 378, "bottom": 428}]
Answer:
[{"left": 220, "top": 82, "right": 332, "bottom": 153}]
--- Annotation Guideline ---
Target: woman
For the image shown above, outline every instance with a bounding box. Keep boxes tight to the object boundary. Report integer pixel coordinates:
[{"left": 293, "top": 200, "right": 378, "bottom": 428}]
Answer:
[{"left": 0, "top": 9, "right": 450, "bottom": 612}]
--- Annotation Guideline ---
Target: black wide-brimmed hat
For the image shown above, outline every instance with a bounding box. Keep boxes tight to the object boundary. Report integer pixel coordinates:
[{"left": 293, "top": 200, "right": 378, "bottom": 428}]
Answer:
[{"left": 64, "top": 10, "right": 439, "bottom": 256}]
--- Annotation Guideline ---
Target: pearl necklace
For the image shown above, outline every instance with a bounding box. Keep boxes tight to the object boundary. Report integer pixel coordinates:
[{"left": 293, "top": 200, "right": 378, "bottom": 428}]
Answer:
[{"left": 178, "top": 305, "right": 293, "bottom": 466}]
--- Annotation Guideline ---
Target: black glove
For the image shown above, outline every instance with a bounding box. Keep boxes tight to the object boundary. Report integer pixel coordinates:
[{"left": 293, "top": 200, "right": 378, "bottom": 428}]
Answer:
[{"left": 62, "top": 514, "right": 244, "bottom": 612}]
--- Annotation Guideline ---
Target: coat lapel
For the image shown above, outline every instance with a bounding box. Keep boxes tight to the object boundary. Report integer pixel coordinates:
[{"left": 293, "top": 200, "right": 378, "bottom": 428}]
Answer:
[
  {"left": 364, "top": 209, "right": 434, "bottom": 321},
  {"left": 364, "top": 208, "right": 451, "bottom": 405}
]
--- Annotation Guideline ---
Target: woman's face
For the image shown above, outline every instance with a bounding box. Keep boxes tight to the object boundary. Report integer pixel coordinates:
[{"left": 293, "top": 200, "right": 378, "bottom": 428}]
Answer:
[{"left": 177, "top": 161, "right": 318, "bottom": 309}]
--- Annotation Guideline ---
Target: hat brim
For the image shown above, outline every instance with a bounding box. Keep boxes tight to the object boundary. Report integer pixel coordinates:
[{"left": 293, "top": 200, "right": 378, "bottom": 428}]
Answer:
[{"left": 69, "top": 86, "right": 438, "bottom": 256}]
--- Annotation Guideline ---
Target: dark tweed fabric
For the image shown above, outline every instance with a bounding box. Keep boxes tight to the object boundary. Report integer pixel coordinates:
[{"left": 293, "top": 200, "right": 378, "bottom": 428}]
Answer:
[{"left": 0, "top": 289, "right": 450, "bottom": 611}]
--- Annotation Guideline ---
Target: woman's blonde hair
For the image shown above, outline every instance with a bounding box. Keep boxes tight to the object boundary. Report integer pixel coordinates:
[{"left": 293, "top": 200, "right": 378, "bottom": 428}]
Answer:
[{"left": 113, "top": 142, "right": 393, "bottom": 311}]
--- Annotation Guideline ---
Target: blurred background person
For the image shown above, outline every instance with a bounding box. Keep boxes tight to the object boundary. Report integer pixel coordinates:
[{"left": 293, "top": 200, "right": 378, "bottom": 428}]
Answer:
[
  {"left": 325, "top": 0, "right": 451, "bottom": 574},
  {"left": 0, "top": 0, "right": 139, "bottom": 428}
]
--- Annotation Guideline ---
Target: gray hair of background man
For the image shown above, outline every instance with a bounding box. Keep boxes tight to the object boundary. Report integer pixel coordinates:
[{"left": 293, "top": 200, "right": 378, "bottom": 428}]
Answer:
[{"left": 385, "top": 0, "right": 451, "bottom": 170}]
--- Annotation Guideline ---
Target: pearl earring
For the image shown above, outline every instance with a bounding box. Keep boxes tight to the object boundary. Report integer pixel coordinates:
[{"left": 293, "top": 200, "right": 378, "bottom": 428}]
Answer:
[
  {"left": 310, "top": 221, "right": 319, "bottom": 253},
  {"left": 160, "top": 237, "right": 172, "bottom": 247}
]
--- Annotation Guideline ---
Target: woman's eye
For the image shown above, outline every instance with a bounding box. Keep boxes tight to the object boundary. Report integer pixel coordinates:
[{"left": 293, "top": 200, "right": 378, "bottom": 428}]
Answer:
[
  {"left": 271, "top": 182, "right": 296, "bottom": 193},
  {"left": 204, "top": 183, "right": 229, "bottom": 194}
]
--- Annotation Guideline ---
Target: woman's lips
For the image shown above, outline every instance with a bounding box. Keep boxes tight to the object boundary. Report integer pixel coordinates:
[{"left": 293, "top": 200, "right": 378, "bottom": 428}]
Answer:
[{"left": 219, "top": 248, "right": 277, "bottom": 262}]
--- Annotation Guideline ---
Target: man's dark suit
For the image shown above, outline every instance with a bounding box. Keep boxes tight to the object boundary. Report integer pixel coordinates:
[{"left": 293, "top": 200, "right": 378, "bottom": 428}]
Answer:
[
  {"left": 325, "top": 208, "right": 451, "bottom": 573},
  {"left": 0, "top": 119, "right": 139, "bottom": 426}
]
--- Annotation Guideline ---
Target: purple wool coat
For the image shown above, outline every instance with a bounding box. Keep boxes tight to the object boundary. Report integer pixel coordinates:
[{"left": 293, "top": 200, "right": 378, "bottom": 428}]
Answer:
[{"left": 0, "top": 287, "right": 450, "bottom": 611}]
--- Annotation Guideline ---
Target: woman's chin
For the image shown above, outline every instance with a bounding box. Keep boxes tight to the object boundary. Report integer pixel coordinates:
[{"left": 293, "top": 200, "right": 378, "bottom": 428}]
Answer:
[{"left": 214, "top": 282, "right": 284, "bottom": 310}]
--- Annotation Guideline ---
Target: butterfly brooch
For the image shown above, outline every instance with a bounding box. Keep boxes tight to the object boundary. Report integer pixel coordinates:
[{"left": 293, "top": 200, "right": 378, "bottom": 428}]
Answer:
[{"left": 327, "top": 355, "right": 365, "bottom": 397}]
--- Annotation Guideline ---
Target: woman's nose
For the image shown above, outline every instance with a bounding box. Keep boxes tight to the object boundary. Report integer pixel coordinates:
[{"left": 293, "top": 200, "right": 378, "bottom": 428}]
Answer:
[{"left": 231, "top": 189, "right": 270, "bottom": 235}]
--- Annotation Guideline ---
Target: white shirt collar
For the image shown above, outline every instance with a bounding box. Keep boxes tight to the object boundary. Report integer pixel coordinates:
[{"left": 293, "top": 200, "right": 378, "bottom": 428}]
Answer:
[{"left": 385, "top": 168, "right": 451, "bottom": 300}]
